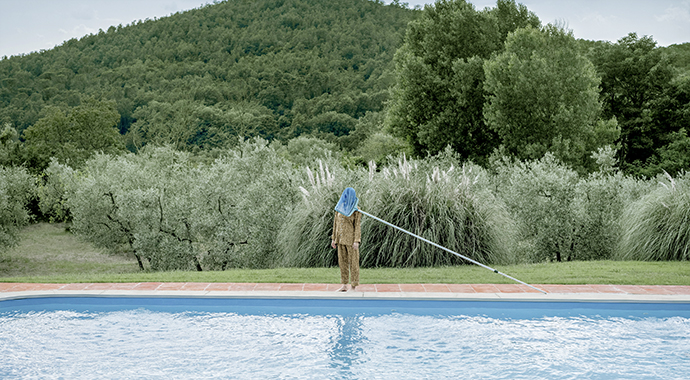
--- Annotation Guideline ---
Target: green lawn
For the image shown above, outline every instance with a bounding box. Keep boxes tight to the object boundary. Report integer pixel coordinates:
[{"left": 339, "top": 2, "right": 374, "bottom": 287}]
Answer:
[
  {"left": 0, "top": 223, "right": 139, "bottom": 279},
  {"left": 1, "top": 223, "right": 689, "bottom": 285}
]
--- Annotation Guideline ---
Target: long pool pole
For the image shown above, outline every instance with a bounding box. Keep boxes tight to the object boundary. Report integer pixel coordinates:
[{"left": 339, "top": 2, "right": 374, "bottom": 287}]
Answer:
[{"left": 358, "top": 209, "right": 547, "bottom": 294}]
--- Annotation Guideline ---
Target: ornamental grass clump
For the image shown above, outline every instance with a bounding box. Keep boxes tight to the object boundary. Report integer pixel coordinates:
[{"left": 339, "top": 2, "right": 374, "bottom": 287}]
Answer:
[
  {"left": 278, "top": 159, "right": 363, "bottom": 267},
  {"left": 280, "top": 152, "right": 516, "bottom": 268},
  {"left": 360, "top": 154, "right": 516, "bottom": 267},
  {"left": 617, "top": 171, "right": 690, "bottom": 261}
]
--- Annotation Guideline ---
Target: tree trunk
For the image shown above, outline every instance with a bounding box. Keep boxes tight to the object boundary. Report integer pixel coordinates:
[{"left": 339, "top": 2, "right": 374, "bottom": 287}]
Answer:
[{"left": 133, "top": 251, "right": 145, "bottom": 271}]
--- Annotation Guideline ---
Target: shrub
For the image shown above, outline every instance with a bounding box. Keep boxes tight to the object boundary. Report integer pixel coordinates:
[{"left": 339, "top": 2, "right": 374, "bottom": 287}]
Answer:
[
  {"left": 492, "top": 154, "right": 580, "bottom": 262},
  {"left": 492, "top": 153, "right": 655, "bottom": 262},
  {"left": 356, "top": 132, "right": 410, "bottom": 166},
  {"left": 67, "top": 148, "right": 196, "bottom": 271},
  {"left": 0, "top": 166, "right": 34, "bottom": 250},
  {"left": 617, "top": 171, "right": 690, "bottom": 261},
  {"left": 67, "top": 140, "right": 300, "bottom": 271},
  {"left": 36, "top": 158, "right": 77, "bottom": 223},
  {"left": 276, "top": 136, "right": 340, "bottom": 167},
  {"left": 360, "top": 153, "right": 515, "bottom": 267},
  {"left": 278, "top": 158, "right": 360, "bottom": 267},
  {"left": 205, "top": 138, "right": 301, "bottom": 268},
  {"left": 571, "top": 172, "right": 649, "bottom": 260}
]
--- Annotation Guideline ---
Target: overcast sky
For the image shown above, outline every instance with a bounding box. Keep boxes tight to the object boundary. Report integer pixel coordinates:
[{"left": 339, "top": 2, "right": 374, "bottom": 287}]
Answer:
[{"left": 1, "top": 0, "right": 688, "bottom": 58}]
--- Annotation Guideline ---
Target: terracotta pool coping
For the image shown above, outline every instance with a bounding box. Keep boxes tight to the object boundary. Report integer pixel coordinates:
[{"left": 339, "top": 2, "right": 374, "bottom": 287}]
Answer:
[{"left": 2, "top": 283, "right": 690, "bottom": 302}]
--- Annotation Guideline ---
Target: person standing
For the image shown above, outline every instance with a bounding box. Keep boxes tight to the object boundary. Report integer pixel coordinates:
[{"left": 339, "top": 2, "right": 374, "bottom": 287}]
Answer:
[{"left": 331, "top": 187, "right": 362, "bottom": 292}]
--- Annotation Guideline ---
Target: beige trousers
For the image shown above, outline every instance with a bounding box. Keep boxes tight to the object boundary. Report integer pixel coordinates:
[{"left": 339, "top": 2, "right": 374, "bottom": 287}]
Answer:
[{"left": 337, "top": 244, "right": 360, "bottom": 286}]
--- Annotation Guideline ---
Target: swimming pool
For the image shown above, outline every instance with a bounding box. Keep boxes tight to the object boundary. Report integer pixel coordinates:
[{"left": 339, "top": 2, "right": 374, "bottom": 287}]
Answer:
[{"left": 2, "top": 297, "right": 689, "bottom": 379}]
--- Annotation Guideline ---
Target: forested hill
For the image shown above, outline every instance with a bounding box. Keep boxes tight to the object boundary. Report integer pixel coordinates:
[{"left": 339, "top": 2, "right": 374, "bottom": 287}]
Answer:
[{"left": 0, "top": 0, "right": 415, "bottom": 149}]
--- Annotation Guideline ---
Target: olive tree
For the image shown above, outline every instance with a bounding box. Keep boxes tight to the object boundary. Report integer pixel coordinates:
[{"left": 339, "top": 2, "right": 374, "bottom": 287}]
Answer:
[
  {"left": 67, "top": 139, "right": 300, "bottom": 271},
  {"left": 0, "top": 166, "right": 34, "bottom": 251},
  {"left": 491, "top": 154, "right": 580, "bottom": 262},
  {"left": 205, "top": 138, "right": 301, "bottom": 268},
  {"left": 68, "top": 148, "right": 224, "bottom": 271},
  {"left": 36, "top": 158, "right": 77, "bottom": 223},
  {"left": 490, "top": 153, "right": 651, "bottom": 262}
]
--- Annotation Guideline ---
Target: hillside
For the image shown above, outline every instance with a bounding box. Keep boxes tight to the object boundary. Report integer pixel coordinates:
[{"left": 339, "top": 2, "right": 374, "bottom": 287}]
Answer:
[
  {"left": 662, "top": 43, "right": 690, "bottom": 77},
  {"left": 2, "top": 0, "right": 688, "bottom": 177},
  {"left": 0, "top": 0, "right": 416, "bottom": 150}
]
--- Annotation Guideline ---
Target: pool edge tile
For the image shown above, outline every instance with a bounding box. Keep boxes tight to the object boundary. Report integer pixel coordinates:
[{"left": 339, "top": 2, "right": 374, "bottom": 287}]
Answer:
[{"left": 2, "top": 283, "right": 690, "bottom": 303}]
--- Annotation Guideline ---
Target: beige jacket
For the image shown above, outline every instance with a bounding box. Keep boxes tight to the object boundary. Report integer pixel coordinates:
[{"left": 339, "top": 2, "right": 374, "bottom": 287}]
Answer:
[{"left": 331, "top": 211, "right": 362, "bottom": 246}]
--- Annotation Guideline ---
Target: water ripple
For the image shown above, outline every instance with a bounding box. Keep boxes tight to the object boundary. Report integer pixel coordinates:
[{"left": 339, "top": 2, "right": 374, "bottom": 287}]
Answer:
[{"left": 1, "top": 309, "right": 689, "bottom": 379}]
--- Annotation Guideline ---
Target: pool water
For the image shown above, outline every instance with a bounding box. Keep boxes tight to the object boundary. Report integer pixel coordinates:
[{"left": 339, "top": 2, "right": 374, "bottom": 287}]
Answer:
[{"left": 1, "top": 297, "right": 689, "bottom": 379}]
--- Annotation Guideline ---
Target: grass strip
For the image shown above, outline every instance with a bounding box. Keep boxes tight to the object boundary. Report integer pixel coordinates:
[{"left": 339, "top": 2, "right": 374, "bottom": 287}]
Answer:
[{"left": 2, "top": 261, "right": 689, "bottom": 285}]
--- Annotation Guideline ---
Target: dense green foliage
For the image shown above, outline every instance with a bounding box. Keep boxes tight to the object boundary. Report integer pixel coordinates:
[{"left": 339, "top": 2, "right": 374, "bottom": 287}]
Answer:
[
  {"left": 387, "top": 1, "right": 689, "bottom": 175},
  {"left": 1, "top": 0, "right": 688, "bottom": 176},
  {"left": 54, "top": 141, "right": 299, "bottom": 271},
  {"left": 387, "top": 0, "right": 539, "bottom": 163},
  {"left": 484, "top": 25, "right": 618, "bottom": 171},
  {"left": 359, "top": 155, "right": 515, "bottom": 266},
  {"left": 0, "top": 0, "right": 414, "bottom": 155},
  {"left": 587, "top": 34, "right": 690, "bottom": 176},
  {"left": 21, "top": 98, "right": 125, "bottom": 172},
  {"left": 40, "top": 144, "right": 517, "bottom": 270},
  {"left": 490, "top": 153, "right": 650, "bottom": 262}
]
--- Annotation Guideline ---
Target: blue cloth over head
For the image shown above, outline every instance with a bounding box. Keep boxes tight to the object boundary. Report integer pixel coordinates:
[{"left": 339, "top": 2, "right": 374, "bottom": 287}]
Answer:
[{"left": 335, "top": 187, "right": 359, "bottom": 217}]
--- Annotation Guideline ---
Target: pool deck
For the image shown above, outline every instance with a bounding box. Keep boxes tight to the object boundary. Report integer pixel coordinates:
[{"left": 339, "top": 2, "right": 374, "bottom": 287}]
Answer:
[{"left": 2, "top": 282, "right": 690, "bottom": 302}]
